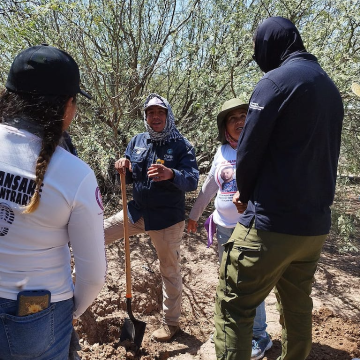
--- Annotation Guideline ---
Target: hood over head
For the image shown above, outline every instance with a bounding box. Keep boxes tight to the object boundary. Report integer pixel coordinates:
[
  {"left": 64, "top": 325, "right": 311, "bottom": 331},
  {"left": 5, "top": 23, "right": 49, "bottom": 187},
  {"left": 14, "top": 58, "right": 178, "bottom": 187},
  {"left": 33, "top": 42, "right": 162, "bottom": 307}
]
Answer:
[{"left": 253, "top": 17, "right": 306, "bottom": 73}]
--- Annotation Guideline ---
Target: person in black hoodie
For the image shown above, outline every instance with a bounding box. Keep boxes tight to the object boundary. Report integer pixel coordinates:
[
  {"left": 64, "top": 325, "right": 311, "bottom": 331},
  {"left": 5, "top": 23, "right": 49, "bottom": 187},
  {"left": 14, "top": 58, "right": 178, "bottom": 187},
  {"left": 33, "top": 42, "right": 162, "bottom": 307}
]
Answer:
[{"left": 214, "top": 17, "right": 343, "bottom": 360}]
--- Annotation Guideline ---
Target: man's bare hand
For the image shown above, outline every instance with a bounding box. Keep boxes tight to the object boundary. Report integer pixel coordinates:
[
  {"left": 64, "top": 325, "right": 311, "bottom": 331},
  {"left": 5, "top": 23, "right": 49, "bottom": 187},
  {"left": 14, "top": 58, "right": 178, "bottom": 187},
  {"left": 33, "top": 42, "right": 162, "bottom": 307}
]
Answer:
[
  {"left": 115, "top": 158, "right": 132, "bottom": 174},
  {"left": 147, "top": 164, "right": 174, "bottom": 182}
]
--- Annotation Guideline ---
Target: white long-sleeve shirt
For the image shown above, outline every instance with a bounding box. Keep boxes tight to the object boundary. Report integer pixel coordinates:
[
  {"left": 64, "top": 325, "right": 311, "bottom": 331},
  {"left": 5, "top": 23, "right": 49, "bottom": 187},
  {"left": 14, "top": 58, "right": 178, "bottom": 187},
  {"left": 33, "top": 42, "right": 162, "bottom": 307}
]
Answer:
[
  {"left": 189, "top": 143, "right": 240, "bottom": 228},
  {"left": 0, "top": 124, "right": 106, "bottom": 318}
]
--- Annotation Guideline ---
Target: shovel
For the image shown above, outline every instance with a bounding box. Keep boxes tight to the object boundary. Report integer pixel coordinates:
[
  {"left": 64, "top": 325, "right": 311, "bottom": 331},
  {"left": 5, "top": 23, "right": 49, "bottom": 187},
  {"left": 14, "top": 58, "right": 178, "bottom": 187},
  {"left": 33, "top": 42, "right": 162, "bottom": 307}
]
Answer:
[{"left": 119, "top": 172, "right": 146, "bottom": 350}]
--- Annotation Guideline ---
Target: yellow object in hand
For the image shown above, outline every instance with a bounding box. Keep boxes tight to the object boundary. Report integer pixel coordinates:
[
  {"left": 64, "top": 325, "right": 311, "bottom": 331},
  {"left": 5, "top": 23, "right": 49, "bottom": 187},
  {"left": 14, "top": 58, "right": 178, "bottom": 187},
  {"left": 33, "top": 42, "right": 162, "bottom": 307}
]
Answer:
[
  {"left": 156, "top": 159, "right": 164, "bottom": 165},
  {"left": 352, "top": 82, "right": 360, "bottom": 97}
]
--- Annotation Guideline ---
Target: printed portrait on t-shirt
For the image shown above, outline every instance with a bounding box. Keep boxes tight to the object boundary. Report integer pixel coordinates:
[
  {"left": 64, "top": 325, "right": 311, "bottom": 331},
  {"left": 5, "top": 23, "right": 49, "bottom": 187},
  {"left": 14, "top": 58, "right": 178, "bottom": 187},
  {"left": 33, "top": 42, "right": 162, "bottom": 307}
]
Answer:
[{"left": 215, "top": 163, "right": 237, "bottom": 194}]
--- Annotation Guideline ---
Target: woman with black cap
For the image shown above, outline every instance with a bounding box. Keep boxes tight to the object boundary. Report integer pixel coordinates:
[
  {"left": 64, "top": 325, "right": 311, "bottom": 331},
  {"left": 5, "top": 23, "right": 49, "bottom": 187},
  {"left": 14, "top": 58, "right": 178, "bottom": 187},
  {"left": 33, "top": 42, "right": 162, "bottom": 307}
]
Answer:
[
  {"left": 187, "top": 98, "right": 271, "bottom": 360},
  {"left": 0, "top": 45, "right": 106, "bottom": 359}
]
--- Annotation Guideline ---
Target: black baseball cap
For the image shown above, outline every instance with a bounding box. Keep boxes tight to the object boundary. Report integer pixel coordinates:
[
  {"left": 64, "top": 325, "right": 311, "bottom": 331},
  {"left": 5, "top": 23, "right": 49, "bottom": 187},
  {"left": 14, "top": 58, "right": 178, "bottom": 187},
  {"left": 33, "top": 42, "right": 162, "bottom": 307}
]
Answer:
[{"left": 6, "top": 44, "right": 91, "bottom": 99}]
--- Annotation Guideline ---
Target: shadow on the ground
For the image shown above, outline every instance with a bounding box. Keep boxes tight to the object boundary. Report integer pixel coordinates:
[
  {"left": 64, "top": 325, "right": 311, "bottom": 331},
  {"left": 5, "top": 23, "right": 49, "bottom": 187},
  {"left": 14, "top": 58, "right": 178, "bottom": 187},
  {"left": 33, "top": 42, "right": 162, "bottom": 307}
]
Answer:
[
  {"left": 264, "top": 339, "right": 355, "bottom": 360},
  {"left": 313, "top": 244, "right": 360, "bottom": 320},
  {"left": 309, "top": 342, "right": 355, "bottom": 360},
  {"left": 156, "top": 331, "right": 204, "bottom": 359}
]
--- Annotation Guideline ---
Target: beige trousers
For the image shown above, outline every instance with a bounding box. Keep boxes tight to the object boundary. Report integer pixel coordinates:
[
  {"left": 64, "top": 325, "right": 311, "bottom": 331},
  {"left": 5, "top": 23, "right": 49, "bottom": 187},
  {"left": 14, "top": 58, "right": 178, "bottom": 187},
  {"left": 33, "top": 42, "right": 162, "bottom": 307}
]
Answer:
[{"left": 104, "top": 211, "right": 184, "bottom": 326}]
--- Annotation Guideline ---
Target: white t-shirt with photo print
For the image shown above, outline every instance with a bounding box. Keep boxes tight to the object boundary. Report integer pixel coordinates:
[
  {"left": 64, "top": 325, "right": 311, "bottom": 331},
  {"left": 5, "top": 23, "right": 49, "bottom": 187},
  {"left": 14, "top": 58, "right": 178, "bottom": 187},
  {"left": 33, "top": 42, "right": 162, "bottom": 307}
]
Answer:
[{"left": 189, "top": 143, "right": 240, "bottom": 228}]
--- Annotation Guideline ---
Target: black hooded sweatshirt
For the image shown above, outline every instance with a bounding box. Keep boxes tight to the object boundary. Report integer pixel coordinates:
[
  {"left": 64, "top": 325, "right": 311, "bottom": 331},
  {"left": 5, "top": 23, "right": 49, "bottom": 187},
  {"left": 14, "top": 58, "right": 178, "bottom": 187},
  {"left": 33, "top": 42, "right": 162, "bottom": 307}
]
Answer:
[{"left": 236, "top": 17, "right": 344, "bottom": 236}]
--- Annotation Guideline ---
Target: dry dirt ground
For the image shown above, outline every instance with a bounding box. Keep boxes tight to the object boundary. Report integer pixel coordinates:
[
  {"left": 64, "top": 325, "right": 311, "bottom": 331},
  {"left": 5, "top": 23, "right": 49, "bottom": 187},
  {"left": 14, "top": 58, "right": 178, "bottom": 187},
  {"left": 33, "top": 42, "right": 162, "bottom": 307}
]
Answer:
[{"left": 75, "top": 186, "right": 360, "bottom": 360}]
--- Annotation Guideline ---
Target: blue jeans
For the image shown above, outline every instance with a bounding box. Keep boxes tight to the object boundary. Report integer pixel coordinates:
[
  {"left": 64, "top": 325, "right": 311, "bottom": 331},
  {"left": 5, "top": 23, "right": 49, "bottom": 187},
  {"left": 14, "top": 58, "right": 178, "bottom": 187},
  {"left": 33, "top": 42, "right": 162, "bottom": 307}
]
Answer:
[
  {"left": 0, "top": 297, "right": 73, "bottom": 360},
  {"left": 216, "top": 224, "right": 267, "bottom": 338}
]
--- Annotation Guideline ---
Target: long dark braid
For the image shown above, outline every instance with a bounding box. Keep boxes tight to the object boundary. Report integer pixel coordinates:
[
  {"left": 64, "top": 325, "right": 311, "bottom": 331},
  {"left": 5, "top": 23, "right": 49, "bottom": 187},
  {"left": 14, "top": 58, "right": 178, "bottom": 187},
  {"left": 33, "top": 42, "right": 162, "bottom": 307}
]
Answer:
[
  {"left": 0, "top": 90, "right": 75, "bottom": 213},
  {"left": 24, "top": 119, "right": 64, "bottom": 213}
]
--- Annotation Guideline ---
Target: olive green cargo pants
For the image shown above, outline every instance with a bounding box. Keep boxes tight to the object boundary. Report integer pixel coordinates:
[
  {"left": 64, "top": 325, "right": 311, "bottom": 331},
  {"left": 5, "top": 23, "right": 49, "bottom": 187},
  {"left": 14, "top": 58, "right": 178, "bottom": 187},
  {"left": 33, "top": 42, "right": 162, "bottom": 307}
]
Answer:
[{"left": 214, "top": 222, "right": 326, "bottom": 360}]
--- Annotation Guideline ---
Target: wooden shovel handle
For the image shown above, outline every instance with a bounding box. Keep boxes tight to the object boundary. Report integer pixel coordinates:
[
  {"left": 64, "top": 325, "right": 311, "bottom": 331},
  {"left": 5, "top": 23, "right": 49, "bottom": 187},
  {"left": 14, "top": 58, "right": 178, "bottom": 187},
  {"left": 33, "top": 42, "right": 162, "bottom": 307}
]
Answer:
[{"left": 120, "top": 172, "right": 132, "bottom": 299}]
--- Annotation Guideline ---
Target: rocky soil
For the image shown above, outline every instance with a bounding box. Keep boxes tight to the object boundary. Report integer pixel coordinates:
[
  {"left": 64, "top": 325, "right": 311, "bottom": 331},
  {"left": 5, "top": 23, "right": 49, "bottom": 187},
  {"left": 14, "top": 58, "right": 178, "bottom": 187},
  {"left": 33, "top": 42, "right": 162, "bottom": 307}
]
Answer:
[{"left": 74, "top": 184, "right": 360, "bottom": 360}]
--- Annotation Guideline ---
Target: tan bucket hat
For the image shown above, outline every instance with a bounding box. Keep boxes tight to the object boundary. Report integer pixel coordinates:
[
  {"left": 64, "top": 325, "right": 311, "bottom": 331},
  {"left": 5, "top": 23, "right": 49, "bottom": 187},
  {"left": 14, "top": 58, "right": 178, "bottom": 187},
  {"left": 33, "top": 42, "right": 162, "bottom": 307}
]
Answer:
[
  {"left": 217, "top": 97, "right": 249, "bottom": 144},
  {"left": 352, "top": 83, "right": 360, "bottom": 97}
]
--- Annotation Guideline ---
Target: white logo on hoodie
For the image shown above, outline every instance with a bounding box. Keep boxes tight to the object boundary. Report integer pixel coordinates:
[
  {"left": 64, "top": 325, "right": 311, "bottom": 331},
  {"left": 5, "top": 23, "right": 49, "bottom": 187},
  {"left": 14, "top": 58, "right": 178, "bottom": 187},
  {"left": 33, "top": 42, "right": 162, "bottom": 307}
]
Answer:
[{"left": 249, "top": 102, "right": 264, "bottom": 111}]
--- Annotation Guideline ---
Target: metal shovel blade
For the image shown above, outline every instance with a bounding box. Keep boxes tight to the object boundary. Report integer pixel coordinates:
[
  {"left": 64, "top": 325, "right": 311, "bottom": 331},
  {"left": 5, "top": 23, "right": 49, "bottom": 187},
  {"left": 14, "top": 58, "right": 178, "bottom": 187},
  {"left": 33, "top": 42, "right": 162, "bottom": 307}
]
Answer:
[
  {"left": 120, "top": 298, "right": 146, "bottom": 350},
  {"left": 120, "top": 316, "right": 146, "bottom": 350}
]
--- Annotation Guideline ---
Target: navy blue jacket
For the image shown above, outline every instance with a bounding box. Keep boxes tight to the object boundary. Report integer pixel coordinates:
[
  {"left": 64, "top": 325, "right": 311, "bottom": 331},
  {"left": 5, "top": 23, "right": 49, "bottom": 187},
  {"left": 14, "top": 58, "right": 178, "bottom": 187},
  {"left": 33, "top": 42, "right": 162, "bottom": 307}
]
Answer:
[
  {"left": 125, "top": 132, "right": 199, "bottom": 231},
  {"left": 237, "top": 17, "right": 343, "bottom": 236}
]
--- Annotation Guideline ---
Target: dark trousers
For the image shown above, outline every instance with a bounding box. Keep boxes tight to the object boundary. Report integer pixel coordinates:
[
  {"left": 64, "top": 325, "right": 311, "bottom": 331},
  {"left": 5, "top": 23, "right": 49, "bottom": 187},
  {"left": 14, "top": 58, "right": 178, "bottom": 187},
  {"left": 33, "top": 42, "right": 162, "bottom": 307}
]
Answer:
[{"left": 214, "top": 222, "right": 326, "bottom": 360}]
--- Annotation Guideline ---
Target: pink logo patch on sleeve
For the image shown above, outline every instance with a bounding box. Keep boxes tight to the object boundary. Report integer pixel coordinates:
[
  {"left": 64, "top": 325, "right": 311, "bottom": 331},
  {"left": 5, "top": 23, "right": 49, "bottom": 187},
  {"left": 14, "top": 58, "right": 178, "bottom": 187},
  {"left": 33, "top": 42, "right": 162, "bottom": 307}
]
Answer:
[{"left": 95, "top": 187, "right": 104, "bottom": 210}]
